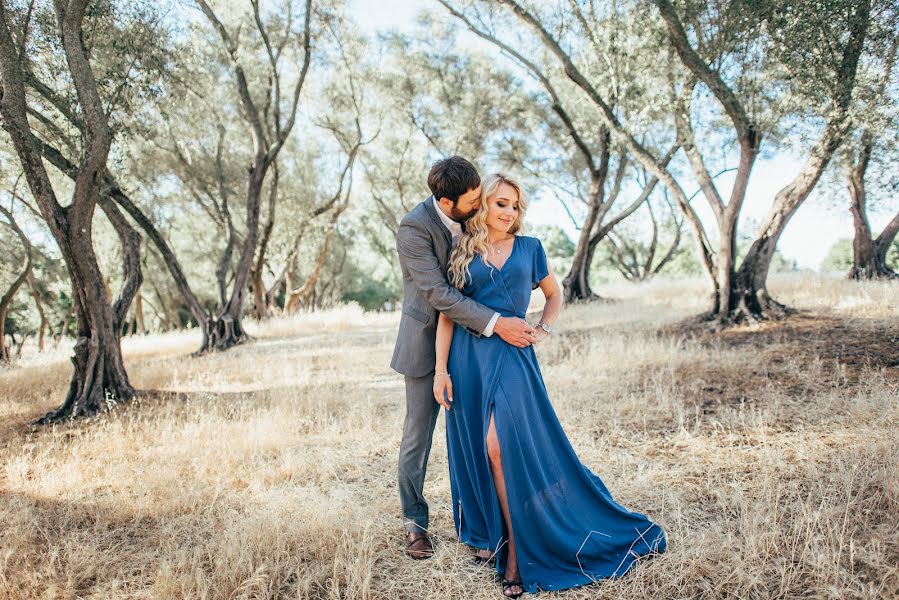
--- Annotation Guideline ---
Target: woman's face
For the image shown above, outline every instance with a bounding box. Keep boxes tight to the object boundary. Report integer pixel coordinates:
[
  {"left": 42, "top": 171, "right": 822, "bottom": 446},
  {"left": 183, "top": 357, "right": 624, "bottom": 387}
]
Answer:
[{"left": 484, "top": 182, "right": 520, "bottom": 234}]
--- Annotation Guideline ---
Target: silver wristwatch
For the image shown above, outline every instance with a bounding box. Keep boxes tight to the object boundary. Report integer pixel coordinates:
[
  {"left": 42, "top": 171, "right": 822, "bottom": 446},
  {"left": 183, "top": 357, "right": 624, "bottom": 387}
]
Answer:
[{"left": 536, "top": 321, "right": 551, "bottom": 334}]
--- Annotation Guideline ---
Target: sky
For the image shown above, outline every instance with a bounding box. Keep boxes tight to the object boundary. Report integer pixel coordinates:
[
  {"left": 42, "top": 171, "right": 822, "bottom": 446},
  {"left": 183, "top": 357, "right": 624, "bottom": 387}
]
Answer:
[{"left": 352, "top": 0, "right": 898, "bottom": 270}]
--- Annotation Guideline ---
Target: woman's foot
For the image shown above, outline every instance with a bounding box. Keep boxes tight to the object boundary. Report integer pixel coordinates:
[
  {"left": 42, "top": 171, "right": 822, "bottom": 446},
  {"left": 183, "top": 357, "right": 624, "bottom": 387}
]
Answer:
[
  {"left": 503, "top": 568, "right": 524, "bottom": 598},
  {"left": 473, "top": 548, "right": 494, "bottom": 565},
  {"left": 501, "top": 563, "right": 523, "bottom": 597}
]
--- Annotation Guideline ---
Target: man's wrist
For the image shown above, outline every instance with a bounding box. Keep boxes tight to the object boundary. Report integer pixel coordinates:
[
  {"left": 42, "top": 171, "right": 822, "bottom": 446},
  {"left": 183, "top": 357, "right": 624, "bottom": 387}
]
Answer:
[{"left": 482, "top": 312, "right": 500, "bottom": 337}]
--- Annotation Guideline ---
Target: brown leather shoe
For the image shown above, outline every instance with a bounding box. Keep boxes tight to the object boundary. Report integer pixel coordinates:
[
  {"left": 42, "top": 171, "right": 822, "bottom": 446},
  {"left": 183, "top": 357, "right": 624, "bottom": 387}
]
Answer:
[{"left": 405, "top": 531, "right": 434, "bottom": 559}]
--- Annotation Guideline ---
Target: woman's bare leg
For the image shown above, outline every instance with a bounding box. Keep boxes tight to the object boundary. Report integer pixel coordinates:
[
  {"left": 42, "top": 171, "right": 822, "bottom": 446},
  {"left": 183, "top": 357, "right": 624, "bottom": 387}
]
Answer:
[{"left": 486, "top": 411, "right": 523, "bottom": 596}]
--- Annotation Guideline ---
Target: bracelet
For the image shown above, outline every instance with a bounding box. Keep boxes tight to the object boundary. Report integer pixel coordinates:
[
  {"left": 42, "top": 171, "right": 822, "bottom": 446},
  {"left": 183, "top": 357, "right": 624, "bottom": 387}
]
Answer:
[{"left": 435, "top": 371, "right": 450, "bottom": 377}]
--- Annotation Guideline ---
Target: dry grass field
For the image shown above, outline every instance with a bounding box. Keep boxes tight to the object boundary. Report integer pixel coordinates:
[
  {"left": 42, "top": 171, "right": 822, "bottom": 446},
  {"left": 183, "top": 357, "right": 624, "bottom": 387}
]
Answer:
[{"left": 1, "top": 274, "right": 897, "bottom": 599}]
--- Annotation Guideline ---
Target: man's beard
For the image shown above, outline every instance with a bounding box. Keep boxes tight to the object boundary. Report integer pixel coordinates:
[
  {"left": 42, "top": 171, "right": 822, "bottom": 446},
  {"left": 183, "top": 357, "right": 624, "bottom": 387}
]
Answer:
[{"left": 450, "top": 205, "right": 478, "bottom": 223}]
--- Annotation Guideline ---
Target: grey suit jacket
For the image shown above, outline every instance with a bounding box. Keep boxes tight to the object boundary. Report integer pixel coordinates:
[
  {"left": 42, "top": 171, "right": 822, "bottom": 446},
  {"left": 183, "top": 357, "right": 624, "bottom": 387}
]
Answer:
[{"left": 390, "top": 196, "right": 495, "bottom": 378}]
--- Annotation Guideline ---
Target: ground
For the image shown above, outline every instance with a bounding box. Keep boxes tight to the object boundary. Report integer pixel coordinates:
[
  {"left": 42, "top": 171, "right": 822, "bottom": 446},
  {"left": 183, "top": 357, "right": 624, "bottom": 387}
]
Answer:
[{"left": 0, "top": 274, "right": 897, "bottom": 599}]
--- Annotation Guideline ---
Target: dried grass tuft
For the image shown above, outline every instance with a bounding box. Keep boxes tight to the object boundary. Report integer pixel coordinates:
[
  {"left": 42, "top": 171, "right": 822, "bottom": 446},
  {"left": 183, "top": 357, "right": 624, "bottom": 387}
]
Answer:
[{"left": 0, "top": 274, "right": 897, "bottom": 598}]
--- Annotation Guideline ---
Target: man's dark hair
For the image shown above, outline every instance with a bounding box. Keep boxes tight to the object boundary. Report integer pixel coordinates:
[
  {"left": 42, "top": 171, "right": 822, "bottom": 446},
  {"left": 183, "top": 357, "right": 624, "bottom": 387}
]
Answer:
[{"left": 427, "top": 156, "right": 481, "bottom": 204}]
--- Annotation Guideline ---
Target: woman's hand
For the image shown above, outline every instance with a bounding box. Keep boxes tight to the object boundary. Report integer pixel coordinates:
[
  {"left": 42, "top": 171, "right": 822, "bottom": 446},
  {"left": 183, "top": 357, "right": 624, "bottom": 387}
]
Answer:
[
  {"left": 433, "top": 372, "right": 453, "bottom": 410},
  {"left": 533, "top": 328, "right": 549, "bottom": 344}
]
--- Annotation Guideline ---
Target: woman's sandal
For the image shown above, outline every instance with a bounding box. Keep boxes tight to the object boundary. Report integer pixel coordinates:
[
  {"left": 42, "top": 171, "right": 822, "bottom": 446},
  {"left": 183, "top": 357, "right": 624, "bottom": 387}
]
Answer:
[
  {"left": 473, "top": 549, "right": 495, "bottom": 566},
  {"left": 502, "top": 577, "right": 524, "bottom": 598}
]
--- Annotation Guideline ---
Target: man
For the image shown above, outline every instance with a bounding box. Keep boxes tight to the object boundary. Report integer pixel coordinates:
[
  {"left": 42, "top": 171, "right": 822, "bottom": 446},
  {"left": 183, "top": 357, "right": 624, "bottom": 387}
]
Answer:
[{"left": 391, "top": 156, "right": 537, "bottom": 559}]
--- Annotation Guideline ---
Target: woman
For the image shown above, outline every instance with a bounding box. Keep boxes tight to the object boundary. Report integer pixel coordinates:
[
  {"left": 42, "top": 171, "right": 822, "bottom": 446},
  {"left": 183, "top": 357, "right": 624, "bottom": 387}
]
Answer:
[{"left": 433, "top": 173, "right": 666, "bottom": 597}]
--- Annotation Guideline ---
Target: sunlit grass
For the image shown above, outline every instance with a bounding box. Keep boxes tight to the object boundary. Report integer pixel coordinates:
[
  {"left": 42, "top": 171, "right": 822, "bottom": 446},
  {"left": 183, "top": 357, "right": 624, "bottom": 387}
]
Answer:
[{"left": 0, "top": 274, "right": 896, "bottom": 599}]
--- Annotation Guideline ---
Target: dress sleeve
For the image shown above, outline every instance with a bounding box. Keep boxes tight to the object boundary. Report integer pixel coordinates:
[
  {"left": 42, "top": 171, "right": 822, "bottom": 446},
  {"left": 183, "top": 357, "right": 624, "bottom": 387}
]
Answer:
[{"left": 532, "top": 237, "right": 549, "bottom": 290}]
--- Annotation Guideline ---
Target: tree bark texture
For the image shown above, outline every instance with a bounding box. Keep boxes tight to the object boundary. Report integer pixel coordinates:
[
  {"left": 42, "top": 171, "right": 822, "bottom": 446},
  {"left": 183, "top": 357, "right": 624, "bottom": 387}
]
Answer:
[
  {"left": 731, "top": 0, "right": 871, "bottom": 321},
  {"left": 846, "top": 34, "right": 898, "bottom": 280},
  {"left": 0, "top": 0, "right": 138, "bottom": 421}
]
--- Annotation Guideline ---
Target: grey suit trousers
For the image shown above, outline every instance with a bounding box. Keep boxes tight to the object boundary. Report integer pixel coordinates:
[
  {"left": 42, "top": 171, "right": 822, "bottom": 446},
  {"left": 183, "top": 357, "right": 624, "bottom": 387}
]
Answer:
[{"left": 398, "top": 370, "right": 441, "bottom": 534}]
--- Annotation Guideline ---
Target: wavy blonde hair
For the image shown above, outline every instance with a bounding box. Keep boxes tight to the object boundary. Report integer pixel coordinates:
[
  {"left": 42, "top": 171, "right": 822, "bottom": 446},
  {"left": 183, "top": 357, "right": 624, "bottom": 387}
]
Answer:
[{"left": 448, "top": 173, "right": 529, "bottom": 289}]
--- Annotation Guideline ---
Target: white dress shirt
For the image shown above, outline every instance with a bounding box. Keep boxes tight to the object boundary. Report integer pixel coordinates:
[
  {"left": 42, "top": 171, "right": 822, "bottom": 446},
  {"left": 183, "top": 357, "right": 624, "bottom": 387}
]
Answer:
[{"left": 433, "top": 197, "right": 500, "bottom": 337}]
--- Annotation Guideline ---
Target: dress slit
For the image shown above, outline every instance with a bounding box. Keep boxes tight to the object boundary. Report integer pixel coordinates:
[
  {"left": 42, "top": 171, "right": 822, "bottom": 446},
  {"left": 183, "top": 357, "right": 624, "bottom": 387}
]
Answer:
[{"left": 485, "top": 399, "right": 512, "bottom": 575}]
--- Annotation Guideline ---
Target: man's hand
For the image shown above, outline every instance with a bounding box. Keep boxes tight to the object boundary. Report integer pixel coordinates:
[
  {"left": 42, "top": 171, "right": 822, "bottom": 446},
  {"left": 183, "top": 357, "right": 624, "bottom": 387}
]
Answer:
[
  {"left": 493, "top": 316, "right": 536, "bottom": 348},
  {"left": 433, "top": 373, "right": 453, "bottom": 410}
]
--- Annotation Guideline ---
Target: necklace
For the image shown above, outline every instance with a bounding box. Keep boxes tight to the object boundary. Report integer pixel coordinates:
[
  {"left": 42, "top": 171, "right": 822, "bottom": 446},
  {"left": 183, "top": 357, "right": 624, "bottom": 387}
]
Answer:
[{"left": 488, "top": 236, "right": 514, "bottom": 255}]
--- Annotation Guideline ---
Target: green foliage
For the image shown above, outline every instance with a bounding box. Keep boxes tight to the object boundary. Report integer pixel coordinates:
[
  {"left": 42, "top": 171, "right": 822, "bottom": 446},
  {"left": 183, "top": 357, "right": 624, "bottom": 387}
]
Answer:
[
  {"left": 339, "top": 255, "right": 400, "bottom": 312},
  {"left": 528, "top": 224, "right": 576, "bottom": 281},
  {"left": 529, "top": 225, "right": 575, "bottom": 259},
  {"left": 821, "top": 238, "right": 853, "bottom": 272},
  {"left": 340, "top": 278, "right": 398, "bottom": 312},
  {"left": 822, "top": 237, "right": 899, "bottom": 272}
]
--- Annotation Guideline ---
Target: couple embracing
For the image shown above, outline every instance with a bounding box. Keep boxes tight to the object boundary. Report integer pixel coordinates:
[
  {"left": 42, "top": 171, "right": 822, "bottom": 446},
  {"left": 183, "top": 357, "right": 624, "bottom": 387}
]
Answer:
[{"left": 391, "top": 156, "right": 666, "bottom": 597}]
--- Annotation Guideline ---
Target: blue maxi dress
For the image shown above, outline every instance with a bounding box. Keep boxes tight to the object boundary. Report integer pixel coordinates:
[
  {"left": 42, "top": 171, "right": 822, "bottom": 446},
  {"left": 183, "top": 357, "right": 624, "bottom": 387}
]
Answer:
[{"left": 445, "top": 235, "right": 666, "bottom": 594}]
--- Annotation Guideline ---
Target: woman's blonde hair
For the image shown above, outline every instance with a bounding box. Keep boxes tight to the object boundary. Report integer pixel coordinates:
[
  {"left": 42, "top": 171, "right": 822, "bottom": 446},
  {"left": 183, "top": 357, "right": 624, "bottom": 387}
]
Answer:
[{"left": 448, "top": 173, "right": 529, "bottom": 289}]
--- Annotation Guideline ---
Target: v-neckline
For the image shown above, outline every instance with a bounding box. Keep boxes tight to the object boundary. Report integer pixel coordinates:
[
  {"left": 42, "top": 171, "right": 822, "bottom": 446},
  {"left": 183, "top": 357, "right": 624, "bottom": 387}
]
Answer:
[{"left": 485, "top": 235, "right": 518, "bottom": 272}]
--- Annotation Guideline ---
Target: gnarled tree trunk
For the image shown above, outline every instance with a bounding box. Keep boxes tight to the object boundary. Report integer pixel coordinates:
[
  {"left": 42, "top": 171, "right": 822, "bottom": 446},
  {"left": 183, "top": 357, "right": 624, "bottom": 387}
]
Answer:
[
  {"left": 846, "top": 35, "right": 899, "bottom": 280},
  {"left": 732, "top": 120, "right": 856, "bottom": 319},
  {"left": 563, "top": 135, "right": 611, "bottom": 302},
  {"left": 731, "top": 0, "right": 871, "bottom": 321},
  {"left": 40, "top": 220, "right": 137, "bottom": 422},
  {"left": 844, "top": 136, "right": 898, "bottom": 279},
  {"left": 0, "top": 0, "right": 141, "bottom": 422},
  {"left": 849, "top": 203, "right": 899, "bottom": 280}
]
